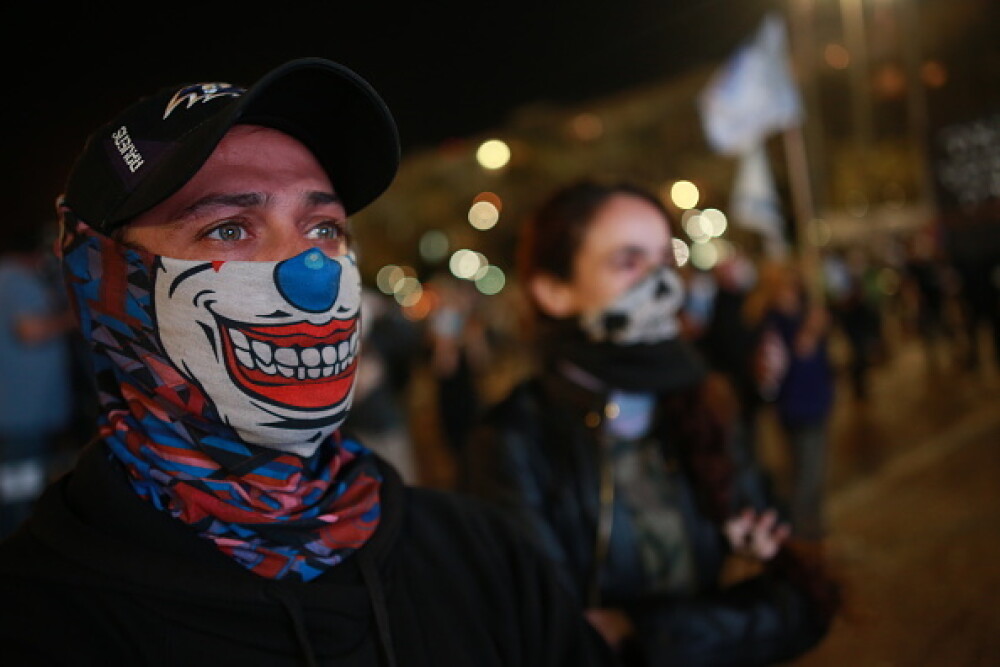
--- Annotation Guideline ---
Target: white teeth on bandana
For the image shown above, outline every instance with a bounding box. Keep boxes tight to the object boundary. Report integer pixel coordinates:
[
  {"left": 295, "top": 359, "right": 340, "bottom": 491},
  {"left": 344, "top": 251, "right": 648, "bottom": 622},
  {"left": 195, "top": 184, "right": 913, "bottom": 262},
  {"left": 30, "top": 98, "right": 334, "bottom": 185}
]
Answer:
[{"left": 229, "top": 329, "right": 360, "bottom": 378}]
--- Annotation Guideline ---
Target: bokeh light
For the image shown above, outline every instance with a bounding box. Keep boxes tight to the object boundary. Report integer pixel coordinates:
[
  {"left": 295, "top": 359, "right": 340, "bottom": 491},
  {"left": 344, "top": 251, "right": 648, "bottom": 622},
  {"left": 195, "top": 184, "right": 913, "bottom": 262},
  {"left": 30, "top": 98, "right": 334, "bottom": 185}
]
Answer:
[
  {"left": 874, "top": 63, "right": 906, "bottom": 99},
  {"left": 473, "top": 191, "right": 503, "bottom": 211},
  {"left": 825, "top": 43, "right": 850, "bottom": 69},
  {"left": 449, "top": 249, "right": 485, "bottom": 279},
  {"left": 376, "top": 264, "right": 405, "bottom": 295},
  {"left": 921, "top": 60, "right": 947, "bottom": 88},
  {"left": 671, "top": 237, "right": 690, "bottom": 267},
  {"left": 402, "top": 294, "right": 433, "bottom": 321},
  {"left": 475, "top": 265, "right": 506, "bottom": 295},
  {"left": 689, "top": 240, "right": 720, "bottom": 270},
  {"left": 468, "top": 201, "right": 500, "bottom": 230},
  {"left": 683, "top": 210, "right": 712, "bottom": 243},
  {"left": 472, "top": 252, "right": 491, "bottom": 280},
  {"left": 419, "top": 230, "right": 450, "bottom": 262},
  {"left": 392, "top": 276, "right": 423, "bottom": 307},
  {"left": 476, "top": 139, "right": 511, "bottom": 169},
  {"left": 700, "top": 208, "right": 728, "bottom": 237},
  {"left": 670, "top": 180, "right": 700, "bottom": 209},
  {"left": 569, "top": 113, "right": 604, "bottom": 141}
]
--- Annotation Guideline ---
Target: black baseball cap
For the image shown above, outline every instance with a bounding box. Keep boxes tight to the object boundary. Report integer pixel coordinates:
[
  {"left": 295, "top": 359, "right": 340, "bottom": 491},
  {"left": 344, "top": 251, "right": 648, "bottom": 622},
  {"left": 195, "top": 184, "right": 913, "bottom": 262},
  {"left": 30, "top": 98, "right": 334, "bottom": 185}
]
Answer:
[{"left": 62, "top": 57, "right": 400, "bottom": 232}]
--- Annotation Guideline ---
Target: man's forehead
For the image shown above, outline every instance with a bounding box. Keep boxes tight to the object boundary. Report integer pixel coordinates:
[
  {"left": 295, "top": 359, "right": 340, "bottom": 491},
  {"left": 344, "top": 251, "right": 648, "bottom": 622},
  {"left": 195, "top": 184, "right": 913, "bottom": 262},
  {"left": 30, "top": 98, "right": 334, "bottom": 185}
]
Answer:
[{"left": 212, "top": 124, "right": 323, "bottom": 163}]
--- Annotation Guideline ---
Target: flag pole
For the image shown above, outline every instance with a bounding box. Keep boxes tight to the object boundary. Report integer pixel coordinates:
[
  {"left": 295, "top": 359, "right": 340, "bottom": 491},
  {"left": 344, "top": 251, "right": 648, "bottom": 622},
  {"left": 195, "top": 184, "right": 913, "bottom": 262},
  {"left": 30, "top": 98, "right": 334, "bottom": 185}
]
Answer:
[
  {"left": 782, "top": 125, "right": 823, "bottom": 300},
  {"left": 783, "top": 0, "right": 824, "bottom": 301}
]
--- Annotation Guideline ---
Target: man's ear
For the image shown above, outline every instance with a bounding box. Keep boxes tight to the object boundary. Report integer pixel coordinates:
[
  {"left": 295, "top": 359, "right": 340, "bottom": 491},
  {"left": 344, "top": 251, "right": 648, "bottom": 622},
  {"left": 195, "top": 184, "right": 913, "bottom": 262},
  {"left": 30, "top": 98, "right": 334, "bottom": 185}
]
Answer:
[{"left": 529, "top": 272, "right": 578, "bottom": 318}]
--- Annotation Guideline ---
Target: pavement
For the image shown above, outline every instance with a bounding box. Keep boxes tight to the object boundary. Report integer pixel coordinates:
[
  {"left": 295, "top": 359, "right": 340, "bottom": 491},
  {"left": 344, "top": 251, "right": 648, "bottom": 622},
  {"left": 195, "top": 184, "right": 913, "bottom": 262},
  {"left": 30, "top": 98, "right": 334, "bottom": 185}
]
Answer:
[{"left": 761, "top": 328, "right": 1000, "bottom": 665}]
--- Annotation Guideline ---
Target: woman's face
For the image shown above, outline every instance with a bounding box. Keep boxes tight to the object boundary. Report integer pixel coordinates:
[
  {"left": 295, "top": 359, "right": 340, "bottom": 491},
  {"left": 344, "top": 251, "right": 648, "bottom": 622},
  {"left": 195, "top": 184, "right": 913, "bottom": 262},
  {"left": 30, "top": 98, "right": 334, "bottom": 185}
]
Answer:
[{"left": 562, "top": 193, "right": 674, "bottom": 316}]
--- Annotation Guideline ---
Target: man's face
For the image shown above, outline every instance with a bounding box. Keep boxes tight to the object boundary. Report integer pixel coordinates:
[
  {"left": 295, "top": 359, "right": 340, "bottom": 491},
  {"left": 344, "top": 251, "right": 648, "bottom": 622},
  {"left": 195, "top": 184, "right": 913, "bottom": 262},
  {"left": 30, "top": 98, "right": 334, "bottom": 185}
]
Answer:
[{"left": 123, "top": 125, "right": 360, "bottom": 454}]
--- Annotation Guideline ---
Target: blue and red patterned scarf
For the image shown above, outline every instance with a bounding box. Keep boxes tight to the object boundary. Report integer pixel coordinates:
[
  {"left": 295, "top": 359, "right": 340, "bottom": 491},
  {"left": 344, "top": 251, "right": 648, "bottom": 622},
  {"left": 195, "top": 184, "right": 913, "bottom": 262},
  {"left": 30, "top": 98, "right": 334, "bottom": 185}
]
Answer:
[{"left": 59, "top": 211, "right": 381, "bottom": 581}]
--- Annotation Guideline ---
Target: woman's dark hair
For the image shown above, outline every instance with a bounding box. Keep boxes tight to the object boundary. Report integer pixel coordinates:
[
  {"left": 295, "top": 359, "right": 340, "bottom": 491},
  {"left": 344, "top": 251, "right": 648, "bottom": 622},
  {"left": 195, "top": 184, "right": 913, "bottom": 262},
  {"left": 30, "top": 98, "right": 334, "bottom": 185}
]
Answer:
[{"left": 516, "top": 179, "right": 674, "bottom": 287}]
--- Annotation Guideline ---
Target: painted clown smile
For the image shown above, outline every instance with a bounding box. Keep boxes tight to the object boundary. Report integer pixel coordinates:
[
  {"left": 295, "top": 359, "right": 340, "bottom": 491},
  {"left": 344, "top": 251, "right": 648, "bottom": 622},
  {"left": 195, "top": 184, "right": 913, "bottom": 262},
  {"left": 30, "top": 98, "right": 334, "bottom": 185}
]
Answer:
[{"left": 218, "top": 316, "right": 359, "bottom": 410}]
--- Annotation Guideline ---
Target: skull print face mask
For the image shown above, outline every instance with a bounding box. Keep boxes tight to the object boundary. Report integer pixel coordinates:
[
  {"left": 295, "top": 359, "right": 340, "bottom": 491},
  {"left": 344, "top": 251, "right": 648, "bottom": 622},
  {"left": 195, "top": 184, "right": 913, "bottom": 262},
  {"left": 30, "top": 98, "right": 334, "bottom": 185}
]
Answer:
[
  {"left": 578, "top": 264, "right": 686, "bottom": 345},
  {"left": 541, "top": 264, "right": 707, "bottom": 393}
]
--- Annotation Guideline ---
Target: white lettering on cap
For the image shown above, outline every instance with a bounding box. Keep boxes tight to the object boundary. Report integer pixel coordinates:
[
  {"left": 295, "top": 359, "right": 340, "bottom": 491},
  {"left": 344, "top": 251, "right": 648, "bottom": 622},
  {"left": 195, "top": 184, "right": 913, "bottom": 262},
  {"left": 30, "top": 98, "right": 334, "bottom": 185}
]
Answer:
[{"left": 112, "top": 126, "right": 144, "bottom": 173}]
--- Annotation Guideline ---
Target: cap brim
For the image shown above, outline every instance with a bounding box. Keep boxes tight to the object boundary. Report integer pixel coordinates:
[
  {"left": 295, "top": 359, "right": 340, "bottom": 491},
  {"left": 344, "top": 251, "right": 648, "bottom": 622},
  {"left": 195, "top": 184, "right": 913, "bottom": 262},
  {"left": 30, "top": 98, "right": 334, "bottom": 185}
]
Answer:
[{"left": 112, "top": 58, "right": 400, "bottom": 225}]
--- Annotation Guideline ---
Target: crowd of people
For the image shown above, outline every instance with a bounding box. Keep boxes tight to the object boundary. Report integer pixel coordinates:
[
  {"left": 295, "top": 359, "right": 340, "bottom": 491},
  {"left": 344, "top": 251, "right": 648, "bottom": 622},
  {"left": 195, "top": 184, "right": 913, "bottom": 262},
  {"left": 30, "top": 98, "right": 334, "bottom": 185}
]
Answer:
[{"left": 1, "top": 54, "right": 998, "bottom": 666}]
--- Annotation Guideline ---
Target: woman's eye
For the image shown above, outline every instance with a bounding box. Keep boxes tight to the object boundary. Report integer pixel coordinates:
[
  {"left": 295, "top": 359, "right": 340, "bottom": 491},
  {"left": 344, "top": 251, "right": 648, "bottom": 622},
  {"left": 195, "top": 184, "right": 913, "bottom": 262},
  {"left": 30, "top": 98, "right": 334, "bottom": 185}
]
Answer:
[
  {"left": 611, "top": 256, "right": 642, "bottom": 272},
  {"left": 205, "top": 223, "right": 245, "bottom": 242}
]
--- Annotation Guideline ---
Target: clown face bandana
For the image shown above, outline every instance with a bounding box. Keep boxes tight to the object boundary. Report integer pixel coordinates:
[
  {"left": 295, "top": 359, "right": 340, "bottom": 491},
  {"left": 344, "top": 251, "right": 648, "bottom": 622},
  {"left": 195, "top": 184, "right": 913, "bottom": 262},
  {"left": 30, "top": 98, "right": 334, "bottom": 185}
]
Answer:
[{"left": 59, "top": 212, "right": 381, "bottom": 581}]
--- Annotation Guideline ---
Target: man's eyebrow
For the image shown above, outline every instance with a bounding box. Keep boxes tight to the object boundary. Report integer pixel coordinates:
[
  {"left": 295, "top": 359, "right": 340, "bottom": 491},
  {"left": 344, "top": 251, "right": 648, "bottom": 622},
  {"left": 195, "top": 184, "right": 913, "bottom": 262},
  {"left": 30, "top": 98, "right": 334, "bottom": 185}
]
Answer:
[
  {"left": 174, "top": 190, "right": 342, "bottom": 220},
  {"left": 175, "top": 192, "right": 264, "bottom": 219},
  {"left": 306, "top": 191, "right": 342, "bottom": 206}
]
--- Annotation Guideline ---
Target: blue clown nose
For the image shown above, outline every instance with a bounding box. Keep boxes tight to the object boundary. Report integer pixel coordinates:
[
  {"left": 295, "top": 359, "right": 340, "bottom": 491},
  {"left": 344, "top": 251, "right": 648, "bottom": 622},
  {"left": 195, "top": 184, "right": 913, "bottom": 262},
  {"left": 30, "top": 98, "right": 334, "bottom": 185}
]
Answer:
[{"left": 274, "top": 250, "right": 342, "bottom": 312}]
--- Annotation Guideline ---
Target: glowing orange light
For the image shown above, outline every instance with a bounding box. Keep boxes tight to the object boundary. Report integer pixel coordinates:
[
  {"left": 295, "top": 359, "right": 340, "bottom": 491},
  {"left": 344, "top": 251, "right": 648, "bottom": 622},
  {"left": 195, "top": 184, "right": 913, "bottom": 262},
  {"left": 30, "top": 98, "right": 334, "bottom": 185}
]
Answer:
[
  {"left": 825, "top": 43, "right": 850, "bottom": 70},
  {"left": 403, "top": 297, "right": 433, "bottom": 321},
  {"left": 873, "top": 64, "right": 906, "bottom": 99},
  {"left": 473, "top": 191, "right": 503, "bottom": 212},
  {"left": 921, "top": 60, "right": 947, "bottom": 88},
  {"left": 403, "top": 287, "right": 437, "bottom": 321},
  {"left": 569, "top": 113, "right": 603, "bottom": 141}
]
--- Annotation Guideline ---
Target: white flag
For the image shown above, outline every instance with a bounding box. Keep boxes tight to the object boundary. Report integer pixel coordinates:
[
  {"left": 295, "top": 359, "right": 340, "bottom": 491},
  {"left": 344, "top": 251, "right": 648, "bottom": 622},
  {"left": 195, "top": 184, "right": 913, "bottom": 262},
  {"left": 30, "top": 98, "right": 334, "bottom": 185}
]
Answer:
[
  {"left": 698, "top": 13, "right": 803, "bottom": 155},
  {"left": 730, "top": 145, "right": 789, "bottom": 257}
]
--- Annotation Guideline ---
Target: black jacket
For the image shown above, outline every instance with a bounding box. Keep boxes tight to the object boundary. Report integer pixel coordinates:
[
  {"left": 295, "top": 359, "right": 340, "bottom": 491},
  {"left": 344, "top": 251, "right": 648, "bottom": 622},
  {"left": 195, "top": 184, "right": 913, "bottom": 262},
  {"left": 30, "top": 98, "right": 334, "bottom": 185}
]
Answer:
[
  {"left": 460, "top": 372, "right": 831, "bottom": 666},
  {"left": 0, "top": 441, "right": 617, "bottom": 667}
]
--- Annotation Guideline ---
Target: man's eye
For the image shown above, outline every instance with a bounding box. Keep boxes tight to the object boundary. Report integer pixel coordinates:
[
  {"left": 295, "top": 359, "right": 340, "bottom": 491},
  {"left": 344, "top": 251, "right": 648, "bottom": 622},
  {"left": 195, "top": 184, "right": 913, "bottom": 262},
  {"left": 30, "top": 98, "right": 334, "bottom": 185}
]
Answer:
[
  {"left": 307, "top": 222, "right": 343, "bottom": 240},
  {"left": 205, "top": 223, "right": 245, "bottom": 242}
]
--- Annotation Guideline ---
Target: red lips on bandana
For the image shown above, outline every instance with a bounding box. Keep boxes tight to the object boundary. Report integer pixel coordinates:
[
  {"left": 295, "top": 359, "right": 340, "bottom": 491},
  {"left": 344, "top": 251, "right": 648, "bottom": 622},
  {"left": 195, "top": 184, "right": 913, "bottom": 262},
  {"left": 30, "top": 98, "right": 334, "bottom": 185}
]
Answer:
[{"left": 219, "top": 318, "right": 358, "bottom": 409}]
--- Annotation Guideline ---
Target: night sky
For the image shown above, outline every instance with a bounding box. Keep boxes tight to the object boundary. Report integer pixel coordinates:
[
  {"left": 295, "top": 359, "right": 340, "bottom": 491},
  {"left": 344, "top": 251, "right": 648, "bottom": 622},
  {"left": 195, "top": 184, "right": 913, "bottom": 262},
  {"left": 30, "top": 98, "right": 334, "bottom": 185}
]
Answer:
[{"left": 2, "top": 1, "right": 783, "bottom": 229}]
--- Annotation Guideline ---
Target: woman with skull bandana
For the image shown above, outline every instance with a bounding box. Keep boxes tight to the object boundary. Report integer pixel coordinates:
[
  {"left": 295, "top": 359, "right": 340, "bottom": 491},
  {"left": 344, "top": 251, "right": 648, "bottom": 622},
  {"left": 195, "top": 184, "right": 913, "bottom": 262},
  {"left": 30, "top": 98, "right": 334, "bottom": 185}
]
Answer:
[{"left": 461, "top": 180, "right": 840, "bottom": 666}]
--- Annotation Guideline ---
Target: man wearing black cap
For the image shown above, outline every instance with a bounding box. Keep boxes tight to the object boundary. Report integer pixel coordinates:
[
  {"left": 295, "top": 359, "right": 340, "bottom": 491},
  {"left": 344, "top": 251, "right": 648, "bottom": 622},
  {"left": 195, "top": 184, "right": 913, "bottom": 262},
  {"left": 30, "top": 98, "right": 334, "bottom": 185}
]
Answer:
[{"left": 0, "top": 58, "right": 617, "bottom": 666}]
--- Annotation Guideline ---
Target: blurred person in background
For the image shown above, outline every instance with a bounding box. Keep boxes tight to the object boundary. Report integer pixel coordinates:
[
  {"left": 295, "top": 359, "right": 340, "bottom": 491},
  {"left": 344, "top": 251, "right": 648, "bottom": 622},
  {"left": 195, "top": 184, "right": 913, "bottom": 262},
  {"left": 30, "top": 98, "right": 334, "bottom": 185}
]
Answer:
[
  {"left": 901, "top": 230, "right": 960, "bottom": 373},
  {"left": 0, "top": 221, "right": 76, "bottom": 538},
  {"left": 945, "top": 220, "right": 1000, "bottom": 374},
  {"left": 744, "top": 260, "right": 835, "bottom": 543},
  {"left": 694, "top": 249, "right": 770, "bottom": 504},
  {"left": 426, "top": 272, "right": 491, "bottom": 455},
  {"left": 343, "top": 286, "right": 423, "bottom": 483},
  {"left": 461, "top": 179, "right": 839, "bottom": 666},
  {"left": 0, "top": 58, "right": 616, "bottom": 666},
  {"left": 823, "top": 248, "right": 884, "bottom": 401}
]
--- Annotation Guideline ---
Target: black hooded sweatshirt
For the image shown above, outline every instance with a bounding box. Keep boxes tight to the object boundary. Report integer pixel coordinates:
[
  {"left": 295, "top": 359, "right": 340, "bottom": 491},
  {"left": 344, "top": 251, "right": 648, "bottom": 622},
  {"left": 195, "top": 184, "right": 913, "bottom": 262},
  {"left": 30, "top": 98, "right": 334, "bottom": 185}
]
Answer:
[{"left": 0, "top": 442, "right": 617, "bottom": 666}]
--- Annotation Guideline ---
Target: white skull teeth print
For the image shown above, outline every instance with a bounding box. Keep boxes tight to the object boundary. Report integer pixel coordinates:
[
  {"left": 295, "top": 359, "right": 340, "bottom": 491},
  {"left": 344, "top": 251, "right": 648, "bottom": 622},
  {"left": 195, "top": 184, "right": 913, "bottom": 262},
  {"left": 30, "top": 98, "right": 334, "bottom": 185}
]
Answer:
[
  {"left": 579, "top": 265, "right": 686, "bottom": 345},
  {"left": 153, "top": 248, "right": 363, "bottom": 454},
  {"left": 228, "top": 327, "right": 360, "bottom": 379}
]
